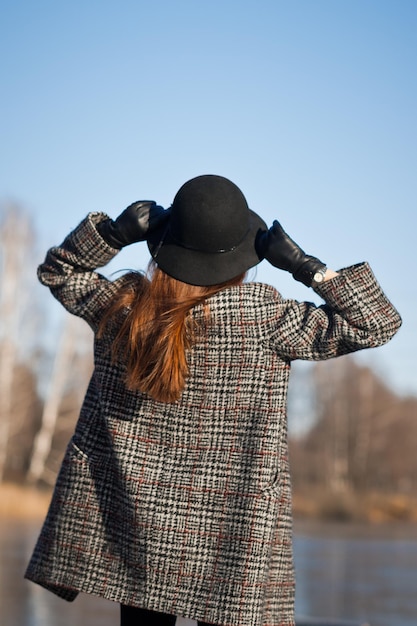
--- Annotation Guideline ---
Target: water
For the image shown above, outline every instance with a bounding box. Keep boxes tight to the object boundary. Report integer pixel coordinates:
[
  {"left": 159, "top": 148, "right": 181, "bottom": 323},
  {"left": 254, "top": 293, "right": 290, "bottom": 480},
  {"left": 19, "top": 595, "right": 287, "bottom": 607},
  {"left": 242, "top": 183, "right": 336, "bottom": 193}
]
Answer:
[
  {"left": 1, "top": 518, "right": 417, "bottom": 626},
  {"left": 293, "top": 522, "right": 417, "bottom": 626}
]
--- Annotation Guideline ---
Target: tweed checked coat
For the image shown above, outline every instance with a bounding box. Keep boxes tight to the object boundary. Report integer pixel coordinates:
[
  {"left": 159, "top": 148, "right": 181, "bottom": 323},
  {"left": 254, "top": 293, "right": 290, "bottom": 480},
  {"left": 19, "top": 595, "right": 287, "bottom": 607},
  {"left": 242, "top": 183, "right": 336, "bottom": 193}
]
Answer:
[{"left": 26, "top": 212, "right": 401, "bottom": 626}]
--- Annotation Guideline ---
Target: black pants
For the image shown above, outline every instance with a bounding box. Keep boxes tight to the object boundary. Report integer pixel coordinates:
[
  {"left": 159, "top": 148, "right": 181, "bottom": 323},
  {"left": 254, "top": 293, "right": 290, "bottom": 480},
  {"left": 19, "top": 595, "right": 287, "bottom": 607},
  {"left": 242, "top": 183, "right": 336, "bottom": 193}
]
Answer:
[{"left": 120, "top": 604, "right": 217, "bottom": 626}]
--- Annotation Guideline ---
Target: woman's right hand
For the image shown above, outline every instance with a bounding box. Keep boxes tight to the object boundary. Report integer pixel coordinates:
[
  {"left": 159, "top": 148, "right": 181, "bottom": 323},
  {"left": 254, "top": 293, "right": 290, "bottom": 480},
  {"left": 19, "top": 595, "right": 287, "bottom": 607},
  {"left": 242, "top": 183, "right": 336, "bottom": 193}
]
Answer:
[{"left": 258, "top": 220, "right": 327, "bottom": 286}]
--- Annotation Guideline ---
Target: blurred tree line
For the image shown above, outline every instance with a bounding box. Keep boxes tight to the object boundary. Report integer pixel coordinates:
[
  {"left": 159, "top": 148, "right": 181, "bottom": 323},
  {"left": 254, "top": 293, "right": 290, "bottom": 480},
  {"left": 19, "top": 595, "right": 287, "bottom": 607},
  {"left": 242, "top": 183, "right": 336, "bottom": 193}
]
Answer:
[
  {"left": 0, "top": 205, "right": 92, "bottom": 485},
  {"left": 1, "top": 204, "right": 416, "bottom": 497},
  {"left": 289, "top": 359, "right": 417, "bottom": 497}
]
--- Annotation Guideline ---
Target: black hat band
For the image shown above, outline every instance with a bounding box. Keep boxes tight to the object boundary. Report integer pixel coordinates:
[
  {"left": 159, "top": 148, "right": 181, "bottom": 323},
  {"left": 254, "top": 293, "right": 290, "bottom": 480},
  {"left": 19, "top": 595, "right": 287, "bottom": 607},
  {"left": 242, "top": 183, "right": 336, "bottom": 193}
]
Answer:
[{"left": 167, "top": 224, "right": 251, "bottom": 254}]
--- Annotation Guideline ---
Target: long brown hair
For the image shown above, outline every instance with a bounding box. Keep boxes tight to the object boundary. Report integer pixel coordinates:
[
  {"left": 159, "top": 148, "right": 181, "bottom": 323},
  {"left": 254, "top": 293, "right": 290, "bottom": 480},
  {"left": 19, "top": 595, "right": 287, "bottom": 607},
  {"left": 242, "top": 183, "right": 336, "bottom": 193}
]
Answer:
[{"left": 98, "top": 261, "right": 245, "bottom": 403}]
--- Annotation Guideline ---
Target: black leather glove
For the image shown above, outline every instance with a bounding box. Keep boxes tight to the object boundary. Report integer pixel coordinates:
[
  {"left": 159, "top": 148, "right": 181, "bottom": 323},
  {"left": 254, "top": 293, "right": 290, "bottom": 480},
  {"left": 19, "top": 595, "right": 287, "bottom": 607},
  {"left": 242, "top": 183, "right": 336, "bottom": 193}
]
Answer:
[
  {"left": 97, "top": 201, "right": 168, "bottom": 248},
  {"left": 257, "top": 220, "right": 326, "bottom": 286}
]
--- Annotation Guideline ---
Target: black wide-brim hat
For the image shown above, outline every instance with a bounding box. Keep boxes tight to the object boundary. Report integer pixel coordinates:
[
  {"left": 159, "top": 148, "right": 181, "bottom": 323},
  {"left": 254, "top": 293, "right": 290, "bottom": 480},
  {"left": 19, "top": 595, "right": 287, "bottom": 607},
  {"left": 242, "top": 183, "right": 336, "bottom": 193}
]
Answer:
[{"left": 147, "top": 175, "right": 267, "bottom": 286}]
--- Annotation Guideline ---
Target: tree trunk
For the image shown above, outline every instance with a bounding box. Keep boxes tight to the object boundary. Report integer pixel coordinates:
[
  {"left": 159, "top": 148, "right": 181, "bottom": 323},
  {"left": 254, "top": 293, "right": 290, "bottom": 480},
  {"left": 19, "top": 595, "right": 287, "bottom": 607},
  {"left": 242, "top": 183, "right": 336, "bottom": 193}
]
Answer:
[
  {"left": 0, "top": 208, "right": 31, "bottom": 481},
  {"left": 27, "top": 315, "right": 76, "bottom": 483}
]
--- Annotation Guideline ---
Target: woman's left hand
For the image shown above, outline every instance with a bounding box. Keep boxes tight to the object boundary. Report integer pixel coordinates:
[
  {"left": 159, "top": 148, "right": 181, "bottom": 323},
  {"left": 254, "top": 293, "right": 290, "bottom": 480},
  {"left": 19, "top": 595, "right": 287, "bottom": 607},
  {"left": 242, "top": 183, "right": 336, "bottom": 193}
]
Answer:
[{"left": 98, "top": 201, "right": 169, "bottom": 248}]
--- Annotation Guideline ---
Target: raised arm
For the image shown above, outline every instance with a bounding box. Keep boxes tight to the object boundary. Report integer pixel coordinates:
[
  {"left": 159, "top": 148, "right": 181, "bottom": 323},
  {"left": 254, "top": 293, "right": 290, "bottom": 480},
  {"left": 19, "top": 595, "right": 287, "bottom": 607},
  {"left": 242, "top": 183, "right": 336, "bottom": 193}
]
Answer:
[
  {"left": 257, "top": 220, "right": 401, "bottom": 360},
  {"left": 38, "top": 202, "right": 169, "bottom": 330}
]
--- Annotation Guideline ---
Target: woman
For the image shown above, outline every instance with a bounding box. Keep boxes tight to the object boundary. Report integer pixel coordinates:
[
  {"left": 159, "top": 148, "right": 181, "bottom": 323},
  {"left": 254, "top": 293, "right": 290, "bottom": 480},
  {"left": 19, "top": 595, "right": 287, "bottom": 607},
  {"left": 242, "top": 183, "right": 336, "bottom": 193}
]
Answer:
[{"left": 26, "top": 175, "right": 401, "bottom": 626}]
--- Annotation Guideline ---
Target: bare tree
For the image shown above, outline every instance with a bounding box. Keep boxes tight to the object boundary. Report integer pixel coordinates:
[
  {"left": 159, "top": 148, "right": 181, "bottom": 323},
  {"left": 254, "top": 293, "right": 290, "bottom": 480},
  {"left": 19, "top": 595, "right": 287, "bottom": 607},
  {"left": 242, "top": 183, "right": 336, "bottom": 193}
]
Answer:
[
  {"left": 0, "top": 205, "right": 35, "bottom": 481},
  {"left": 27, "top": 313, "right": 93, "bottom": 484},
  {"left": 27, "top": 315, "right": 77, "bottom": 483},
  {"left": 5, "top": 362, "right": 43, "bottom": 481}
]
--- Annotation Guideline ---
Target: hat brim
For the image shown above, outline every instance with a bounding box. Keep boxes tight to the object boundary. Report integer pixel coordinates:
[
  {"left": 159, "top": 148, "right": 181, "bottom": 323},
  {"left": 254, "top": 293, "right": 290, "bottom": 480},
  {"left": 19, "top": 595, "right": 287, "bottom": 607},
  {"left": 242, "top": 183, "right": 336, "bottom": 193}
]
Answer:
[{"left": 147, "top": 209, "right": 267, "bottom": 286}]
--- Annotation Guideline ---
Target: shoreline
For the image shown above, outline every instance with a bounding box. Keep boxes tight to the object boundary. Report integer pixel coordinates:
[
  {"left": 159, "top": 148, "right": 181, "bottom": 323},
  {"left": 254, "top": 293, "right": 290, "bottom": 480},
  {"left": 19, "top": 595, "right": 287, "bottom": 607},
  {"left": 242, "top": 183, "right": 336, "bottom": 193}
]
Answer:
[
  {"left": 0, "top": 482, "right": 52, "bottom": 520},
  {"left": 293, "top": 517, "right": 417, "bottom": 541}
]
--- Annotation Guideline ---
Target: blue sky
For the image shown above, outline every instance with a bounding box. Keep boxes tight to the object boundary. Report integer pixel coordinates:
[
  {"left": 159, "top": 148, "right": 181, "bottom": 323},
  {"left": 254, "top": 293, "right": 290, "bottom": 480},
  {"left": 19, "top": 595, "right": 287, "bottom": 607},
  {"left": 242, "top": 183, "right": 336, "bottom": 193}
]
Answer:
[{"left": 2, "top": 0, "right": 416, "bottom": 396}]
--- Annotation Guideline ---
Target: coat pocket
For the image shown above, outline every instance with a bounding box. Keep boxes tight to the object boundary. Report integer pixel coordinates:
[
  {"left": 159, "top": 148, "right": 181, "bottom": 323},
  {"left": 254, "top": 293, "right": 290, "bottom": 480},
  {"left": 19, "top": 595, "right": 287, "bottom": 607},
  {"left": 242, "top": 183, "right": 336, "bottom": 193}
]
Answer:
[
  {"left": 68, "top": 439, "right": 91, "bottom": 461},
  {"left": 71, "top": 402, "right": 112, "bottom": 466}
]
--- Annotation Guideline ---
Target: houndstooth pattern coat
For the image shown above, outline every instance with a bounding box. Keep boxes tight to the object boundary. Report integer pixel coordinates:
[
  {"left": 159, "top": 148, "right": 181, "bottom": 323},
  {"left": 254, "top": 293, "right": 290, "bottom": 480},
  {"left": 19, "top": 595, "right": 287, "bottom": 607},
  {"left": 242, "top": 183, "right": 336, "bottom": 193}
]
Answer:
[{"left": 25, "top": 212, "right": 401, "bottom": 626}]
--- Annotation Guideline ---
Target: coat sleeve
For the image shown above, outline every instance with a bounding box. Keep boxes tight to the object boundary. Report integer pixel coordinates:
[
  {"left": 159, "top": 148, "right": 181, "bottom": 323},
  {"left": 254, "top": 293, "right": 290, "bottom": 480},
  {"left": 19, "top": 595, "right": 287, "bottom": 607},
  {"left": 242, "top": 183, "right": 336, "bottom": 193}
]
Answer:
[
  {"left": 37, "top": 212, "right": 130, "bottom": 331},
  {"left": 267, "top": 262, "right": 402, "bottom": 361}
]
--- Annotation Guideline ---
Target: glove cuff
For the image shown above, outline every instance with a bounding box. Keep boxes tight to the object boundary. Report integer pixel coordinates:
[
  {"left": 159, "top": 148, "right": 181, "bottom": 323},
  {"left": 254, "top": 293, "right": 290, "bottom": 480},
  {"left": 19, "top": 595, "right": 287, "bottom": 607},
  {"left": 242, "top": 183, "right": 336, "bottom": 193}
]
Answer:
[
  {"left": 96, "top": 219, "right": 124, "bottom": 249},
  {"left": 293, "top": 256, "right": 327, "bottom": 287}
]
